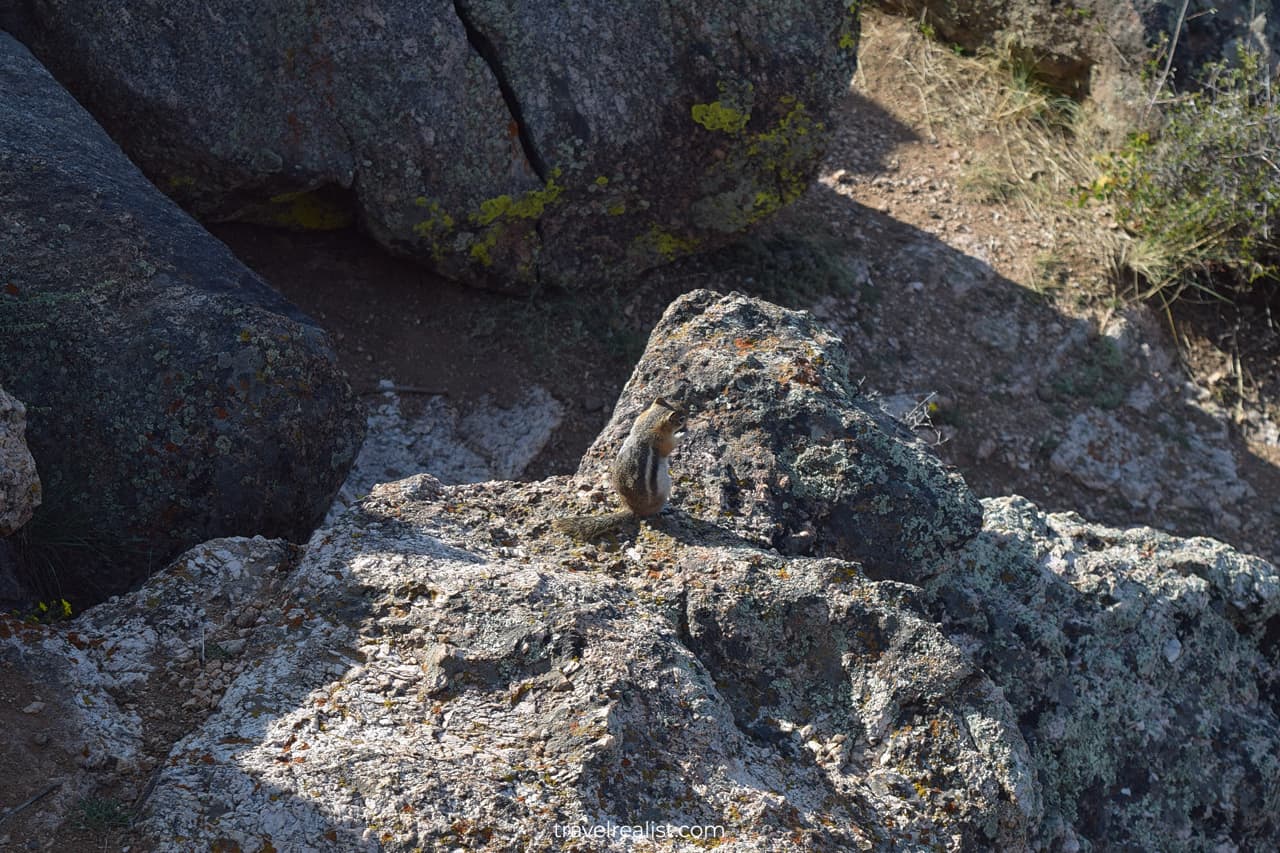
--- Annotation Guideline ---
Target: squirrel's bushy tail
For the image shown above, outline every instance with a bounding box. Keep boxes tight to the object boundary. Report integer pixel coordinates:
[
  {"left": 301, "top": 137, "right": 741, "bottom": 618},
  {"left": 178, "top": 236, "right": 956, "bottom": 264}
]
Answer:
[{"left": 553, "top": 509, "right": 633, "bottom": 539}]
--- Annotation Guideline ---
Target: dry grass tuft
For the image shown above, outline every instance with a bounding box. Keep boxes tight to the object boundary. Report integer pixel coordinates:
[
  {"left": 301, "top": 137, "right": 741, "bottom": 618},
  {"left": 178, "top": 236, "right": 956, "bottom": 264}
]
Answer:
[
  {"left": 857, "top": 12, "right": 1099, "bottom": 209},
  {"left": 854, "top": 11, "right": 1117, "bottom": 298}
]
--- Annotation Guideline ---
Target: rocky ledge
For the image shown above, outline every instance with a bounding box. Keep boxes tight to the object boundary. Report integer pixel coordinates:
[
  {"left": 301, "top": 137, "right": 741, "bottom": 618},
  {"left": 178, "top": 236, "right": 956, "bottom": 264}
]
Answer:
[{"left": 2, "top": 292, "right": 1276, "bottom": 851}]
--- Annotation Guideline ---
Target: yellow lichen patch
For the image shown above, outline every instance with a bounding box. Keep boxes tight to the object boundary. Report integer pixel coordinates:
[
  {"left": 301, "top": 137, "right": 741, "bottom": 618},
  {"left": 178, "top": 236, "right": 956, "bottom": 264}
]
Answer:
[
  {"left": 692, "top": 80, "right": 756, "bottom": 135},
  {"left": 694, "top": 96, "right": 822, "bottom": 232},
  {"left": 471, "top": 172, "right": 564, "bottom": 226},
  {"left": 412, "top": 199, "right": 456, "bottom": 261},
  {"left": 839, "top": 2, "right": 861, "bottom": 51},
  {"left": 468, "top": 229, "right": 499, "bottom": 266},
  {"left": 462, "top": 172, "right": 564, "bottom": 270},
  {"left": 237, "top": 190, "right": 353, "bottom": 230},
  {"left": 691, "top": 99, "right": 751, "bottom": 134},
  {"left": 744, "top": 100, "right": 817, "bottom": 211},
  {"left": 632, "top": 224, "right": 702, "bottom": 261}
]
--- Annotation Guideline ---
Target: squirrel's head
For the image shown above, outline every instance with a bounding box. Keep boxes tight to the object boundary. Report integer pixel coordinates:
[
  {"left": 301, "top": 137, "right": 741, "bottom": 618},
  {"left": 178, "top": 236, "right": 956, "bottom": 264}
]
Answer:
[{"left": 651, "top": 396, "right": 685, "bottom": 434}]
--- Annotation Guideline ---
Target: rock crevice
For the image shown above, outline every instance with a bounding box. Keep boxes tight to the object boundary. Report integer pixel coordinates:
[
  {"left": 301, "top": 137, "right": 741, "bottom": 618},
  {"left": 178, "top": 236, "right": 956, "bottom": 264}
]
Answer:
[{"left": 451, "top": 0, "right": 547, "bottom": 183}]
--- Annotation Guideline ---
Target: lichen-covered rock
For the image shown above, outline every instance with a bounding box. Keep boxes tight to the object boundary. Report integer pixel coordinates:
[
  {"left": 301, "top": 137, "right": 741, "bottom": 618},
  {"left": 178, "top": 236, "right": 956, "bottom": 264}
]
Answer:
[
  {"left": 122, "top": 294, "right": 1020, "bottom": 850},
  {"left": 1, "top": 0, "right": 859, "bottom": 290},
  {"left": 11, "top": 291, "right": 1279, "bottom": 850},
  {"left": 0, "top": 387, "right": 40, "bottom": 536},
  {"left": 930, "top": 496, "right": 1280, "bottom": 852},
  {"left": 0, "top": 34, "right": 363, "bottom": 598},
  {"left": 138, "top": 474, "right": 1036, "bottom": 851},
  {"left": 576, "top": 290, "right": 983, "bottom": 583}
]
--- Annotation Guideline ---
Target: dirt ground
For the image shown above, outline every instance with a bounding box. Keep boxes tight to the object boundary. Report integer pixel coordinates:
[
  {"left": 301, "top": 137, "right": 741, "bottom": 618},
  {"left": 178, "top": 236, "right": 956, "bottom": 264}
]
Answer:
[{"left": 5, "top": 9, "right": 1280, "bottom": 849}]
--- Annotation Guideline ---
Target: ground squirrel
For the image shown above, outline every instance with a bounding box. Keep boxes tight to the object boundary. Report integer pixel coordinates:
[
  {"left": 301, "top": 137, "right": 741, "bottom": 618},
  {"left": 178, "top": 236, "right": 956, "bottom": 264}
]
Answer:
[{"left": 554, "top": 396, "right": 685, "bottom": 539}]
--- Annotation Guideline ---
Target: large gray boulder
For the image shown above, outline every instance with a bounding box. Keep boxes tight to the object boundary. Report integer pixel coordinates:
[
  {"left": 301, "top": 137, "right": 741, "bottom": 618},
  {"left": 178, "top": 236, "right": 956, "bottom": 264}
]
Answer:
[
  {"left": 3, "top": 292, "right": 1278, "bottom": 850},
  {"left": 124, "top": 294, "right": 1018, "bottom": 849},
  {"left": 2, "top": 0, "right": 860, "bottom": 291},
  {"left": 0, "top": 34, "right": 363, "bottom": 599},
  {"left": 136, "top": 475, "right": 1035, "bottom": 851}
]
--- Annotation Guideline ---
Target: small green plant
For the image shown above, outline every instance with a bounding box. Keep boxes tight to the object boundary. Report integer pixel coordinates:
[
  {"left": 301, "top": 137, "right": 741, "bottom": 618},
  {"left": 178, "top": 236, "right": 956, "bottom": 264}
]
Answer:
[
  {"left": 1099, "top": 47, "right": 1280, "bottom": 302},
  {"left": 11, "top": 493, "right": 156, "bottom": 608},
  {"left": 1045, "top": 336, "right": 1129, "bottom": 410},
  {"left": 74, "top": 796, "right": 131, "bottom": 831},
  {"left": 14, "top": 598, "right": 74, "bottom": 624}
]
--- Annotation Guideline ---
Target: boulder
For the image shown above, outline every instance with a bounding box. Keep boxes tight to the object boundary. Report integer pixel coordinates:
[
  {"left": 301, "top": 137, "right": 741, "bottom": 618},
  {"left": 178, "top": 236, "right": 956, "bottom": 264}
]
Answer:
[
  {"left": 0, "top": 34, "right": 363, "bottom": 600},
  {"left": 1, "top": 0, "right": 860, "bottom": 290},
  {"left": 137, "top": 474, "right": 1036, "bottom": 851},
  {"left": 127, "top": 293, "right": 1021, "bottom": 850},
  {"left": 575, "top": 290, "right": 983, "bottom": 583},
  {"left": 931, "top": 496, "right": 1280, "bottom": 851},
  {"left": 4, "top": 292, "right": 1277, "bottom": 850},
  {"left": 0, "top": 387, "right": 40, "bottom": 537}
]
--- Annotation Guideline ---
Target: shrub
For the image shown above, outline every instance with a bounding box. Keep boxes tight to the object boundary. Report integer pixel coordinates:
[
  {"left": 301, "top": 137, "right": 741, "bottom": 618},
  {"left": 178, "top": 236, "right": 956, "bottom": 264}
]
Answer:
[{"left": 1102, "top": 49, "right": 1280, "bottom": 301}]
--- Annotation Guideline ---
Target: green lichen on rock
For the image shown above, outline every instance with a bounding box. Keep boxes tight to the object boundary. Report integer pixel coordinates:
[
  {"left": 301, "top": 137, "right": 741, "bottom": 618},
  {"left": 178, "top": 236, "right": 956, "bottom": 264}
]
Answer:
[
  {"left": 690, "top": 80, "right": 755, "bottom": 135},
  {"left": 238, "top": 190, "right": 354, "bottom": 231},
  {"left": 691, "top": 100, "right": 751, "bottom": 134},
  {"left": 930, "top": 496, "right": 1280, "bottom": 850},
  {"left": 463, "top": 171, "right": 565, "bottom": 268},
  {"left": 472, "top": 173, "right": 564, "bottom": 225},
  {"left": 4, "top": 0, "right": 861, "bottom": 289},
  {"left": 838, "top": 2, "right": 861, "bottom": 51},
  {"left": 692, "top": 96, "right": 823, "bottom": 234},
  {"left": 630, "top": 224, "right": 703, "bottom": 262},
  {"left": 411, "top": 197, "right": 456, "bottom": 261},
  {"left": 628, "top": 91, "right": 825, "bottom": 266}
]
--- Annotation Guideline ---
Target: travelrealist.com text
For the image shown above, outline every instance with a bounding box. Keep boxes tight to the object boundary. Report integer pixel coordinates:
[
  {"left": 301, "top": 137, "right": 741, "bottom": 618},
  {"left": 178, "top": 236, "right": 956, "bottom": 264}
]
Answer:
[{"left": 551, "top": 821, "right": 727, "bottom": 840}]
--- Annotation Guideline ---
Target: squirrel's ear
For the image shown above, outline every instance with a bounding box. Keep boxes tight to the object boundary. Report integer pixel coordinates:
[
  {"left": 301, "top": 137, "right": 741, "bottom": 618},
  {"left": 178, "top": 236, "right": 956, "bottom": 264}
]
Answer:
[{"left": 654, "top": 396, "right": 671, "bottom": 409}]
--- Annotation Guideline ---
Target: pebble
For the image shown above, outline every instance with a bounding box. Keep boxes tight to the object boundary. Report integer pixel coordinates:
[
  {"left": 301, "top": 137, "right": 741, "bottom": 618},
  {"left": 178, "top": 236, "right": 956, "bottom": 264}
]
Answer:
[{"left": 237, "top": 606, "right": 260, "bottom": 629}]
